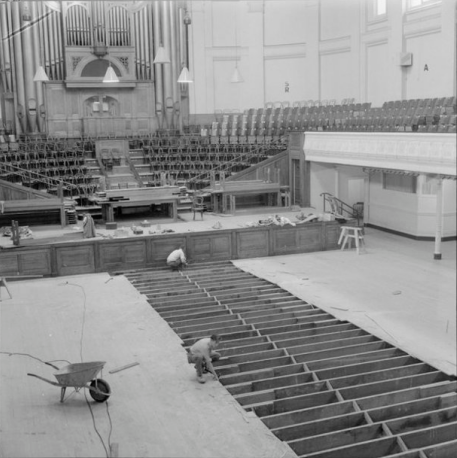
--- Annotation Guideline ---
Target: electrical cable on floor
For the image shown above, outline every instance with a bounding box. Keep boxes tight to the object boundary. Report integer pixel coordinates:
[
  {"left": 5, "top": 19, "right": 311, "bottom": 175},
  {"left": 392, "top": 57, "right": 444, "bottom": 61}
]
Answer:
[
  {"left": 60, "top": 282, "right": 87, "bottom": 362},
  {"left": 61, "top": 281, "right": 114, "bottom": 458},
  {"left": 84, "top": 390, "right": 112, "bottom": 458},
  {"left": 0, "top": 351, "right": 70, "bottom": 367}
]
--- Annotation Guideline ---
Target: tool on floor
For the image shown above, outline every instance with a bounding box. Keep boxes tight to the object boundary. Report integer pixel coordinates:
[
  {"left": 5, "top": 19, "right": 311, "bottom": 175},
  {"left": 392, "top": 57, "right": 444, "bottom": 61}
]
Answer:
[
  {"left": 109, "top": 362, "right": 139, "bottom": 374},
  {"left": 28, "top": 361, "right": 111, "bottom": 403}
]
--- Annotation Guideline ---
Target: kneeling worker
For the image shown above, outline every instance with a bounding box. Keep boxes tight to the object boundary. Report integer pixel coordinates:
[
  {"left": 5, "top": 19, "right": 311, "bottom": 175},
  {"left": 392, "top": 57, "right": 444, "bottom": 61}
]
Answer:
[
  {"left": 187, "top": 334, "right": 221, "bottom": 383},
  {"left": 166, "top": 246, "right": 187, "bottom": 270}
]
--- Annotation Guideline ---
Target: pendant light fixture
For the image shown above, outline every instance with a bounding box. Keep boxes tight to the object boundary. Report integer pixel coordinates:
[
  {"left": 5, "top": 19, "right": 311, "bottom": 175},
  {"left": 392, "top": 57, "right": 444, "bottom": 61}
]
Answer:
[
  {"left": 177, "top": 65, "right": 193, "bottom": 83},
  {"left": 103, "top": 63, "right": 119, "bottom": 83},
  {"left": 154, "top": 45, "right": 171, "bottom": 64},
  {"left": 33, "top": 66, "right": 49, "bottom": 82},
  {"left": 231, "top": 66, "right": 243, "bottom": 84}
]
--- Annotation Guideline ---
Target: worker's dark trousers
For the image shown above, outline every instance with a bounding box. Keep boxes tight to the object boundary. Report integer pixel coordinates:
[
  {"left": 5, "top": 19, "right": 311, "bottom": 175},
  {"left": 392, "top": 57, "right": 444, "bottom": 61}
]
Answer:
[{"left": 188, "top": 352, "right": 221, "bottom": 376}]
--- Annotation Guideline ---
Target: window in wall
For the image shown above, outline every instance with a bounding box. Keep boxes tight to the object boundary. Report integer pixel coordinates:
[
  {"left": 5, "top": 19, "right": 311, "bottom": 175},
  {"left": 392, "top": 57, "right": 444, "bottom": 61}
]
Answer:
[
  {"left": 375, "top": 0, "right": 387, "bottom": 16},
  {"left": 409, "top": 0, "right": 441, "bottom": 9},
  {"left": 383, "top": 173, "right": 417, "bottom": 194}
]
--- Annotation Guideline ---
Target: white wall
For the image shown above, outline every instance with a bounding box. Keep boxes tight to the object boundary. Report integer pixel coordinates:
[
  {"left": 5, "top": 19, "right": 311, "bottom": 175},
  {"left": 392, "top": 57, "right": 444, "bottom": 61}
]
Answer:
[
  {"left": 320, "top": 51, "right": 357, "bottom": 101},
  {"left": 189, "top": 0, "right": 456, "bottom": 113},
  {"left": 366, "top": 43, "right": 390, "bottom": 107},
  {"left": 264, "top": 1, "right": 307, "bottom": 46},
  {"left": 264, "top": 57, "right": 307, "bottom": 105},
  {"left": 367, "top": 173, "right": 456, "bottom": 238},
  {"left": 308, "top": 165, "right": 456, "bottom": 238},
  {"left": 309, "top": 162, "right": 337, "bottom": 212},
  {"left": 405, "top": 32, "right": 452, "bottom": 99}
]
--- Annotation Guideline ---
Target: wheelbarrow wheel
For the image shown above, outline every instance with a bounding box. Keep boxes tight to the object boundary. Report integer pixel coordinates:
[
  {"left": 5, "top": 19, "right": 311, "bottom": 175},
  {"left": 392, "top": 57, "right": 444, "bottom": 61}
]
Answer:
[{"left": 89, "top": 378, "right": 111, "bottom": 402}]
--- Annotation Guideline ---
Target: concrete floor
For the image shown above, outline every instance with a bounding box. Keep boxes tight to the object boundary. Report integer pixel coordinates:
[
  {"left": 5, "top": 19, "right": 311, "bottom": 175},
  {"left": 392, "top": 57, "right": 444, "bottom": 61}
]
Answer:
[{"left": 1, "top": 208, "right": 455, "bottom": 457}]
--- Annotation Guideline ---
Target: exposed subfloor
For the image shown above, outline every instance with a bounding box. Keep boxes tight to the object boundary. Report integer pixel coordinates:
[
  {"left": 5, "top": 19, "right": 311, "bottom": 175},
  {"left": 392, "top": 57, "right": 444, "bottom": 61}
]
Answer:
[
  {"left": 1, "top": 224, "right": 455, "bottom": 458},
  {"left": 122, "top": 261, "right": 457, "bottom": 458}
]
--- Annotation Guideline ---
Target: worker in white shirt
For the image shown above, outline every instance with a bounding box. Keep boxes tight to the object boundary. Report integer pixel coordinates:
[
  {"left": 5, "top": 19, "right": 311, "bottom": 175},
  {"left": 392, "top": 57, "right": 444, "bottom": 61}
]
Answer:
[
  {"left": 187, "top": 334, "right": 221, "bottom": 383},
  {"left": 166, "top": 246, "right": 187, "bottom": 270}
]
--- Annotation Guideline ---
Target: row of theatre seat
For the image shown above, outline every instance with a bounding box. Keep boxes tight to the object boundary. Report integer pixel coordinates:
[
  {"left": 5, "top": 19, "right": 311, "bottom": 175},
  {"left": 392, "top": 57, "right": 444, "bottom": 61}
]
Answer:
[
  {"left": 209, "top": 96, "right": 456, "bottom": 136},
  {"left": 0, "top": 150, "right": 86, "bottom": 166},
  {"left": 142, "top": 140, "right": 286, "bottom": 174},
  {"left": 141, "top": 170, "right": 232, "bottom": 188},
  {"left": 0, "top": 161, "right": 98, "bottom": 197}
]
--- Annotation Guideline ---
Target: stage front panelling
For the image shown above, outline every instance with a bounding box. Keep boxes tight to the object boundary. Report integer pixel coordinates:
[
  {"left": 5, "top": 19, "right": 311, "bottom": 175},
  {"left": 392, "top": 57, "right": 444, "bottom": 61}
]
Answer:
[
  {"left": 0, "top": 249, "right": 52, "bottom": 276},
  {"left": 190, "top": 233, "right": 232, "bottom": 262},
  {"left": 149, "top": 237, "right": 188, "bottom": 264},
  {"left": 235, "top": 228, "right": 270, "bottom": 259},
  {"left": 0, "top": 222, "right": 341, "bottom": 277},
  {"left": 55, "top": 245, "right": 96, "bottom": 276},
  {"left": 97, "top": 240, "right": 148, "bottom": 271}
]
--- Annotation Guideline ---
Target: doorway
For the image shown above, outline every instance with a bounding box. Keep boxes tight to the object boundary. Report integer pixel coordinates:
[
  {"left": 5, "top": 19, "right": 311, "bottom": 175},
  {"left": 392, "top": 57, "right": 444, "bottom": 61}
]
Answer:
[{"left": 347, "top": 178, "right": 365, "bottom": 206}]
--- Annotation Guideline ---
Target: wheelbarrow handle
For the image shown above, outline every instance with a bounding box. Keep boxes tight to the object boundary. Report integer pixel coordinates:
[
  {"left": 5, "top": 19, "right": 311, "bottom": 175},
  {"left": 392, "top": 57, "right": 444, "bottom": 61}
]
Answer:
[
  {"left": 27, "top": 373, "right": 61, "bottom": 387},
  {"left": 44, "top": 362, "right": 60, "bottom": 370}
]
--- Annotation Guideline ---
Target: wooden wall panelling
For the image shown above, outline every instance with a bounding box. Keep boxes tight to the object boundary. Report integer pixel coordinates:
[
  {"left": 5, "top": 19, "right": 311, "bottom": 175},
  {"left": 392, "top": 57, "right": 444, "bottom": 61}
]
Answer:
[
  {"left": 97, "top": 240, "right": 148, "bottom": 272},
  {"left": 324, "top": 223, "right": 340, "bottom": 250},
  {"left": 55, "top": 243, "right": 96, "bottom": 276},
  {"left": 190, "top": 232, "right": 232, "bottom": 262},
  {"left": 18, "top": 249, "right": 52, "bottom": 276},
  {"left": 0, "top": 222, "right": 342, "bottom": 277},
  {"left": 149, "top": 235, "right": 188, "bottom": 265},
  {"left": 0, "top": 248, "right": 52, "bottom": 276},
  {"left": 0, "top": 252, "right": 20, "bottom": 276},
  {"left": 272, "top": 224, "right": 324, "bottom": 255},
  {"left": 235, "top": 227, "right": 270, "bottom": 259}
]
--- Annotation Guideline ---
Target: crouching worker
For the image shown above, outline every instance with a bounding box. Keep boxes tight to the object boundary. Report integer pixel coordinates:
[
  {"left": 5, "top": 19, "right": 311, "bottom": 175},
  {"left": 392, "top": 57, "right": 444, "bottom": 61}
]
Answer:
[
  {"left": 166, "top": 246, "right": 187, "bottom": 270},
  {"left": 187, "top": 334, "right": 221, "bottom": 384}
]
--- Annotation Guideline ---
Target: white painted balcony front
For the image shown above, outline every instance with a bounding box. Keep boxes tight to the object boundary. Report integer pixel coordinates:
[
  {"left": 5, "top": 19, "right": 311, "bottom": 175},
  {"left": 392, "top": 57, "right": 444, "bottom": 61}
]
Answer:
[{"left": 304, "top": 132, "right": 456, "bottom": 178}]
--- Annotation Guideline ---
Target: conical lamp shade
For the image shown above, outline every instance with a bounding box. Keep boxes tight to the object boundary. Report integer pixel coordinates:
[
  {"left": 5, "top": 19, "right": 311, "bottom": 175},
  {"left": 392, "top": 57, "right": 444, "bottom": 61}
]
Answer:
[
  {"left": 154, "top": 46, "right": 171, "bottom": 64},
  {"left": 103, "top": 66, "right": 119, "bottom": 83},
  {"left": 230, "top": 67, "right": 243, "bottom": 83},
  {"left": 33, "top": 66, "right": 49, "bottom": 82},
  {"left": 177, "top": 67, "right": 193, "bottom": 83}
]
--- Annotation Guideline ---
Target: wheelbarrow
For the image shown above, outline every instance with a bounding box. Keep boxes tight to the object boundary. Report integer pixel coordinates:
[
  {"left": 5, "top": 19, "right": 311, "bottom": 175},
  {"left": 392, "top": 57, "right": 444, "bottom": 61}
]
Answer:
[{"left": 28, "top": 361, "right": 111, "bottom": 403}]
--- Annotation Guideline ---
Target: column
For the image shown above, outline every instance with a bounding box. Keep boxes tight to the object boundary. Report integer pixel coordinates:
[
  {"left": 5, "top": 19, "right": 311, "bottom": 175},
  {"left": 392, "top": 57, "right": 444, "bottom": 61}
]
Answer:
[
  {"left": 434, "top": 176, "right": 443, "bottom": 260},
  {"left": 188, "top": 1, "right": 206, "bottom": 114}
]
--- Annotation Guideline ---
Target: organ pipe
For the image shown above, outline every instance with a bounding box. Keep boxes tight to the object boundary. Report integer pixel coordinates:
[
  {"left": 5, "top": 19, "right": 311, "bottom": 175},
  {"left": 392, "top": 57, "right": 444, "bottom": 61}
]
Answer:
[
  {"left": 12, "top": 1, "right": 25, "bottom": 133},
  {"left": 142, "top": 8, "right": 149, "bottom": 79},
  {"left": 32, "top": 2, "right": 44, "bottom": 132},
  {"left": 148, "top": 5, "right": 155, "bottom": 81},
  {"left": 0, "top": 1, "right": 186, "bottom": 136},
  {"left": 169, "top": 4, "right": 178, "bottom": 104},
  {"left": 162, "top": 2, "right": 172, "bottom": 99},
  {"left": 134, "top": 10, "right": 141, "bottom": 79},
  {"left": 153, "top": 1, "right": 164, "bottom": 113},
  {"left": 0, "top": 3, "right": 12, "bottom": 93}
]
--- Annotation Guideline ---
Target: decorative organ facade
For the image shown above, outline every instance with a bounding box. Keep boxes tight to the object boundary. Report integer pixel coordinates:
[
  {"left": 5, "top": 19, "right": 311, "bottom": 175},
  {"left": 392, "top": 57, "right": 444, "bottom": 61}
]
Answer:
[{"left": 0, "top": 0, "right": 189, "bottom": 137}]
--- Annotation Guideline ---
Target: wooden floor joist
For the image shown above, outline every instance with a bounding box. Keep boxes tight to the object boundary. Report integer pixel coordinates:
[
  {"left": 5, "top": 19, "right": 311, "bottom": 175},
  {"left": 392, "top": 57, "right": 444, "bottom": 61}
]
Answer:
[{"left": 121, "top": 261, "right": 457, "bottom": 458}]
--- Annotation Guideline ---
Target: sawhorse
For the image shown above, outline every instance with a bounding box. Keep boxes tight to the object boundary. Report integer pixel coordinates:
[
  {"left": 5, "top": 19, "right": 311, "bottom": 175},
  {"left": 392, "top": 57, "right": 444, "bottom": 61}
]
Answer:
[
  {"left": 338, "top": 226, "right": 366, "bottom": 254},
  {"left": 0, "top": 277, "right": 12, "bottom": 301}
]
